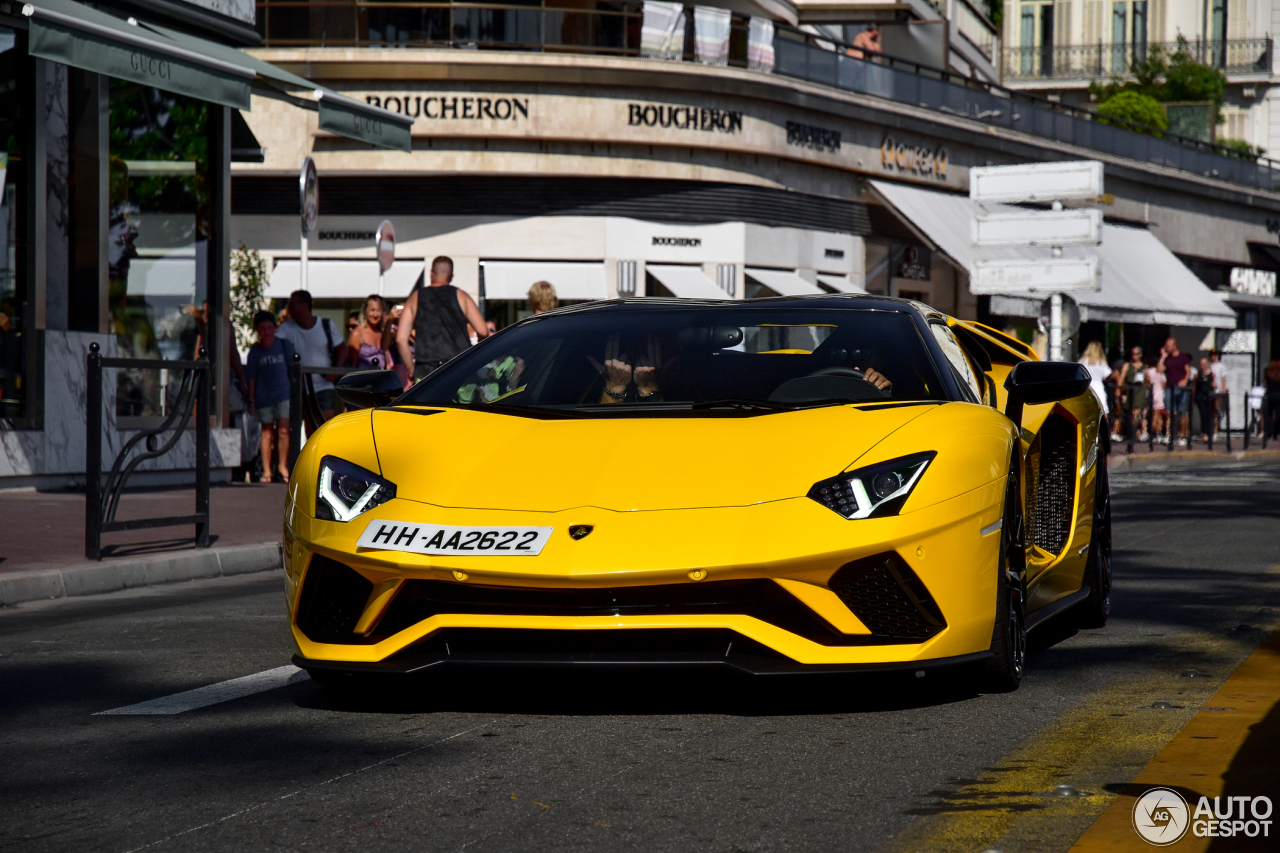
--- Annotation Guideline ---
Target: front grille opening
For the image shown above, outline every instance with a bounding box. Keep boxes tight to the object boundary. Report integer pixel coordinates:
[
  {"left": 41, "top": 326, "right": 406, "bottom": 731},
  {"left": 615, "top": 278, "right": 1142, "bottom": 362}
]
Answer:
[
  {"left": 1025, "top": 412, "right": 1077, "bottom": 555},
  {"left": 295, "top": 555, "right": 374, "bottom": 643},
  {"left": 370, "top": 578, "right": 896, "bottom": 646},
  {"left": 389, "top": 628, "right": 784, "bottom": 662},
  {"left": 827, "top": 553, "right": 946, "bottom": 640}
]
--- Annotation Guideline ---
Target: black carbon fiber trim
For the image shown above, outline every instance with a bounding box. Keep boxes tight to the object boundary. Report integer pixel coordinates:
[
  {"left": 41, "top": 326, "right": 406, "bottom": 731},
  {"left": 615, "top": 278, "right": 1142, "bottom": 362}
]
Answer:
[
  {"left": 827, "top": 553, "right": 947, "bottom": 640},
  {"left": 295, "top": 556, "right": 374, "bottom": 644}
]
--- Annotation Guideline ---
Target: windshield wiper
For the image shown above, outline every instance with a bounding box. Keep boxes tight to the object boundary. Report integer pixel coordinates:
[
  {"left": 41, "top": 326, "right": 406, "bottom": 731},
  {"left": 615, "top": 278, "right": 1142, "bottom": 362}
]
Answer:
[{"left": 690, "top": 398, "right": 788, "bottom": 411}]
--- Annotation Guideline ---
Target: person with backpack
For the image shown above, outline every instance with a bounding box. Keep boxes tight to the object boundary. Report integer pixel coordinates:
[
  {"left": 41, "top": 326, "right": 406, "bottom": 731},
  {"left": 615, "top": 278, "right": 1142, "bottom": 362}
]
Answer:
[
  {"left": 277, "top": 289, "right": 340, "bottom": 421},
  {"left": 245, "top": 311, "right": 295, "bottom": 484}
]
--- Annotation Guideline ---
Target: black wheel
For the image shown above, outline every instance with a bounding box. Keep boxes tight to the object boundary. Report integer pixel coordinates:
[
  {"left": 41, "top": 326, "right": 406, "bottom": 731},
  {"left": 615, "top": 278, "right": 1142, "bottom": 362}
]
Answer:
[
  {"left": 1076, "top": 434, "right": 1112, "bottom": 628},
  {"left": 983, "top": 457, "right": 1027, "bottom": 693}
]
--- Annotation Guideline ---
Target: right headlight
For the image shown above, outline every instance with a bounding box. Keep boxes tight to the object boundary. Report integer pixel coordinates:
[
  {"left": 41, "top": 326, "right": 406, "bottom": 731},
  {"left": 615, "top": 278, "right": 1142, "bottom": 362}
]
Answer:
[
  {"left": 315, "top": 456, "right": 397, "bottom": 522},
  {"left": 807, "top": 452, "right": 936, "bottom": 519}
]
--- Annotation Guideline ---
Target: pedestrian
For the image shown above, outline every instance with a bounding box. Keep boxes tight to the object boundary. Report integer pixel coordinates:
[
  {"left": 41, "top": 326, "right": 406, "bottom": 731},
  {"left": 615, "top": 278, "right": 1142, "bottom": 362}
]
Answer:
[
  {"left": 847, "top": 23, "right": 881, "bottom": 59},
  {"left": 1079, "top": 341, "right": 1111, "bottom": 419},
  {"left": 528, "top": 280, "right": 558, "bottom": 315},
  {"left": 276, "top": 289, "right": 340, "bottom": 421},
  {"left": 244, "top": 310, "right": 295, "bottom": 484},
  {"left": 396, "top": 256, "right": 489, "bottom": 381},
  {"left": 1119, "top": 346, "right": 1148, "bottom": 441},
  {"left": 384, "top": 303, "right": 411, "bottom": 389},
  {"left": 1193, "top": 357, "right": 1217, "bottom": 444},
  {"left": 1265, "top": 358, "right": 1280, "bottom": 439},
  {"left": 1208, "top": 349, "right": 1227, "bottom": 439},
  {"left": 346, "top": 294, "right": 393, "bottom": 371},
  {"left": 1157, "top": 336, "right": 1192, "bottom": 447},
  {"left": 1147, "top": 356, "right": 1167, "bottom": 441}
]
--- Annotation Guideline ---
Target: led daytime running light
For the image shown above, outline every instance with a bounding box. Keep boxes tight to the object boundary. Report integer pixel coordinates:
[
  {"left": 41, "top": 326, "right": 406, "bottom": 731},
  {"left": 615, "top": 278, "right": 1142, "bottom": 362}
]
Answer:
[{"left": 809, "top": 452, "right": 936, "bottom": 520}]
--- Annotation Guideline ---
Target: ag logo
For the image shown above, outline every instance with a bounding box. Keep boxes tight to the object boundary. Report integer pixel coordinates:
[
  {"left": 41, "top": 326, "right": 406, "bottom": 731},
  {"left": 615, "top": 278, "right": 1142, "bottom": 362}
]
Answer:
[{"left": 1133, "top": 787, "right": 1190, "bottom": 845}]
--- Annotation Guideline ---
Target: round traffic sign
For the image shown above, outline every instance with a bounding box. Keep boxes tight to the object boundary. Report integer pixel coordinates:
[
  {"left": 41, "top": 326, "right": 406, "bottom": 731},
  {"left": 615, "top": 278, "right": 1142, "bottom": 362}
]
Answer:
[
  {"left": 1038, "top": 293, "right": 1081, "bottom": 340},
  {"left": 299, "top": 157, "right": 318, "bottom": 234},
  {"left": 375, "top": 220, "right": 396, "bottom": 273}
]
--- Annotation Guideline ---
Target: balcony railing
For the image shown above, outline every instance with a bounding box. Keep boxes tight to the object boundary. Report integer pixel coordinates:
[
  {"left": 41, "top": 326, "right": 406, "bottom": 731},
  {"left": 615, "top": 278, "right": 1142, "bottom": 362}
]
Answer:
[
  {"left": 256, "top": 1, "right": 644, "bottom": 51},
  {"left": 250, "top": 3, "right": 1280, "bottom": 192},
  {"left": 1004, "top": 38, "right": 1273, "bottom": 82}
]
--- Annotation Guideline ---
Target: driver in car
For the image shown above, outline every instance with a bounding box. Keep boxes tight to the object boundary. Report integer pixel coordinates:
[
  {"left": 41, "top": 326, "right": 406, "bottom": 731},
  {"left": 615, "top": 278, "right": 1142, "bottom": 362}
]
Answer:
[{"left": 591, "top": 334, "right": 664, "bottom": 403}]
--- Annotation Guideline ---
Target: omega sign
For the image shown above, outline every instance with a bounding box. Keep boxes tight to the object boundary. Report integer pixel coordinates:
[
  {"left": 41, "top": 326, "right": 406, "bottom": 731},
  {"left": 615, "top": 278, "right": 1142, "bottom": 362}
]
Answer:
[{"left": 880, "top": 135, "right": 949, "bottom": 180}]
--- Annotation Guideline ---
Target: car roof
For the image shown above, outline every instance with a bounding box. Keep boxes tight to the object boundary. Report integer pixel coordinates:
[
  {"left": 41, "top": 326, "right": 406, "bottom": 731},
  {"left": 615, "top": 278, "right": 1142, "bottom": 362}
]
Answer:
[{"left": 533, "top": 293, "right": 945, "bottom": 321}]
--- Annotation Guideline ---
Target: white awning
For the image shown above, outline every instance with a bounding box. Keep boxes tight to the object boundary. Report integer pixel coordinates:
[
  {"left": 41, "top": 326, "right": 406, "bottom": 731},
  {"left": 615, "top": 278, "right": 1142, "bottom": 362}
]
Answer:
[
  {"left": 870, "top": 180, "right": 1237, "bottom": 329},
  {"left": 744, "top": 268, "right": 825, "bottom": 296},
  {"left": 480, "top": 261, "right": 607, "bottom": 301},
  {"left": 267, "top": 260, "right": 424, "bottom": 301},
  {"left": 646, "top": 264, "right": 728, "bottom": 299},
  {"left": 816, "top": 273, "right": 867, "bottom": 294}
]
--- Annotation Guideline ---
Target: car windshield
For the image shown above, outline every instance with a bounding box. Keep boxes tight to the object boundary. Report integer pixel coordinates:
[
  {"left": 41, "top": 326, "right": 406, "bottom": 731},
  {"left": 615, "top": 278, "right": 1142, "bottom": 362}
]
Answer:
[{"left": 398, "top": 306, "right": 947, "bottom": 415}]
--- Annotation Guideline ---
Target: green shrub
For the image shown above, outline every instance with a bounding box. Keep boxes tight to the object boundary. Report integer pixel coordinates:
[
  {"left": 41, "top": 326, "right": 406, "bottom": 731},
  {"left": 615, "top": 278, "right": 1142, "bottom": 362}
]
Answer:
[{"left": 1096, "top": 91, "right": 1169, "bottom": 135}]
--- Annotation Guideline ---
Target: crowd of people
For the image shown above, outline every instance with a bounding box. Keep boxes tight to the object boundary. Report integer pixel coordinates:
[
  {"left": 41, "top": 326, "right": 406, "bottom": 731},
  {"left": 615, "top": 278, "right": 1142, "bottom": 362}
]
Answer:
[
  {"left": 1081, "top": 335, "right": 1280, "bottom": 449},
  {"left": 235, "top": 255, "right": 559, "bottom": 482}
]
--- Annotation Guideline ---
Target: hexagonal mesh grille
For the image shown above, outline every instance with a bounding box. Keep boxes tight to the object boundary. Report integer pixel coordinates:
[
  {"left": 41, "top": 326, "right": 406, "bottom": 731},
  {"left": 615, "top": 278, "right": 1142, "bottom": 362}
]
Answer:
[
  {"left": 296, "top": 555, "right": 373, "bottom": 643},
  {"left": 827, "top": 553, "right": 946, "bottom": 640},
  {"left": 1025, "top": 413, "right": 1077, "bottom": 555}
]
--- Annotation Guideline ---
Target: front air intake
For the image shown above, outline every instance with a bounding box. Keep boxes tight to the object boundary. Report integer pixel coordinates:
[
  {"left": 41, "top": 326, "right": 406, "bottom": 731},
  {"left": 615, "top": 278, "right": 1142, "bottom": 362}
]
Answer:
[
  {"left": 827, "top": 553, "right": 946, "bottom": 640},
  {"left": 295, "top": 555, "right": 373, "bottom": 643}
]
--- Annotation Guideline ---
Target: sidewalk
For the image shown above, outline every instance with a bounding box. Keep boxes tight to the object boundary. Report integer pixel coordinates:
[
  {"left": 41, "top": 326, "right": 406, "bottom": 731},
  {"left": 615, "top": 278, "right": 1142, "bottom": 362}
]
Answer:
[
  {"left": 0, "top": 482, "right": 287, "bottom": 606},
  {"left": 1108, "top": 433, "right": 1280, "bottom": 470}
]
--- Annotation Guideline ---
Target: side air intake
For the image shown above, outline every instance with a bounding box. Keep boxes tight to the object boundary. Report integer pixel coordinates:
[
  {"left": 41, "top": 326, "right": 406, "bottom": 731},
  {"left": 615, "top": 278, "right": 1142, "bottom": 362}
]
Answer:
[
  {"left": 1025, "top": 413, "right": 1077, "bottom": 555},
  {"left": 295, "top": 555, "right": 373, "bottom": 643},
  {"left": 827, "top": 553, "right": 946, "bottom": 640}
]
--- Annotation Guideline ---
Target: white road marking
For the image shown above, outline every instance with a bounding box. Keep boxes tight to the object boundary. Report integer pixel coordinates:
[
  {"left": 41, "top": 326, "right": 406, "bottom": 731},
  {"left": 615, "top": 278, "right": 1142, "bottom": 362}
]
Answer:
[{"left": 95, "top": 665, "right": 308, "bottom": 716}]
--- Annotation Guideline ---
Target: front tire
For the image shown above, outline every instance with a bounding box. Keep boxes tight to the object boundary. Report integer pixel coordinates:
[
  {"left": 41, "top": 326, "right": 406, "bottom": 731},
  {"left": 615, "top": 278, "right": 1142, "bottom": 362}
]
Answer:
[
  {"left": 1076, "top": 434, "right": 1112, "bottom": 628},
  {"left": 983, "top": 458, "right": 1027, "bottom": 693}
]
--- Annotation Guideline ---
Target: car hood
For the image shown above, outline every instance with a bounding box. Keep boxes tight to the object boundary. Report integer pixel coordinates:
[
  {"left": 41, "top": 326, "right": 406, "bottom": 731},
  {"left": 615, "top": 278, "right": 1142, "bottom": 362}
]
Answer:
[{"left": 370, "top": 404, "right": 935, "bottom": 512}]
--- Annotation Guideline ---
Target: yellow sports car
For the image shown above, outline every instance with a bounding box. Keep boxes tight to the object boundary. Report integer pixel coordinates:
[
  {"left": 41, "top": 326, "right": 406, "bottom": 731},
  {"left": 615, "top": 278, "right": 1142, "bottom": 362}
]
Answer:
[{"left": 283, "top": 296, "right": 1109, "bottom": 693}]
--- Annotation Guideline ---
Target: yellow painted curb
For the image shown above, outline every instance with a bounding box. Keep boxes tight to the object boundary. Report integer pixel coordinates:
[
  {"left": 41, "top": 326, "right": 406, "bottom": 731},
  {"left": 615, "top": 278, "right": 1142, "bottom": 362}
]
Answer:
[{"left": 1070, "top": 627, "right": 1280, "bottom": 852}]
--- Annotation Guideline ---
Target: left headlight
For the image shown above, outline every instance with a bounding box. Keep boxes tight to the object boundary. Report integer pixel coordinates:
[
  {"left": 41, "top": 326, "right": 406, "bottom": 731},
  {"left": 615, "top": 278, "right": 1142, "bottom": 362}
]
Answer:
[
  {"left": 315, "top": 456, "right": 397, "bottom": 522},
  {"left": 808, "top": 452, "right": 936, "bottom": 519}
]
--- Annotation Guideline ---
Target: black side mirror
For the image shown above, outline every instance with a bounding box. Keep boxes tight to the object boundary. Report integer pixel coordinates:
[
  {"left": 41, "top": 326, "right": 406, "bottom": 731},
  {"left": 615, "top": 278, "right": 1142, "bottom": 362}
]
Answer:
[
  {"left": 336, "top": 370, "right": 404, "bottom": 409},
  {"left": 1003, "top": 361, "right": 1091, "bottom": 425}
]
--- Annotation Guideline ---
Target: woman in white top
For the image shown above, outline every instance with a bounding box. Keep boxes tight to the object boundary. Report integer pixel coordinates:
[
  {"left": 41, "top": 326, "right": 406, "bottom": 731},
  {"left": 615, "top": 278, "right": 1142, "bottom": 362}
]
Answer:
[
  {"left": 1079, "top": 341, "right": 1111, "bottom": 415},
  {"left": 1147, "top": 359, "right": 1167, "bottom": 440}
]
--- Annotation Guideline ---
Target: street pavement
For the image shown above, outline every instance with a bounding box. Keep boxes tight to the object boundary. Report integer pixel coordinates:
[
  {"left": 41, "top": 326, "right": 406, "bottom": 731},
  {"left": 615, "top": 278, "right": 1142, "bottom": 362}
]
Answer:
[{"left": 1, "top": 465, "right": 1278, "bottom": 852}]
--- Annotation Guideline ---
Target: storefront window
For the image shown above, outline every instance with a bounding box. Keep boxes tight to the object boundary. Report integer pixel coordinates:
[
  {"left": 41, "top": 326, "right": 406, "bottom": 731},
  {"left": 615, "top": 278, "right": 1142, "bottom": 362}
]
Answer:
[
  {"left": 108, "top": 82, "right": 210, "bottom": 420},
  {"left": 0, "top": 27, "right": 29, "bottom": 422}
]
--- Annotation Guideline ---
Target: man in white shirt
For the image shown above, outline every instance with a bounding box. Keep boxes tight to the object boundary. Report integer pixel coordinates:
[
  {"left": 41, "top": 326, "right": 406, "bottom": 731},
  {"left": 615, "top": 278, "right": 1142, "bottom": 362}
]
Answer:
[
  {"left": 276, "top": 289, "right": 339, "bottom": 421},
  {"left": 1209, "top": 348, "right": 1228, "bottom": 439}
]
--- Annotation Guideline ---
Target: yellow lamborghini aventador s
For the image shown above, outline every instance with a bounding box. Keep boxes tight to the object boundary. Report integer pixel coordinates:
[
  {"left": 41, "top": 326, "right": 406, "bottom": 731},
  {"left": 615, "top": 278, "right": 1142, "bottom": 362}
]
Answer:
[{"left": 282, "top": 295, "right": 1110, "bottom": 693}]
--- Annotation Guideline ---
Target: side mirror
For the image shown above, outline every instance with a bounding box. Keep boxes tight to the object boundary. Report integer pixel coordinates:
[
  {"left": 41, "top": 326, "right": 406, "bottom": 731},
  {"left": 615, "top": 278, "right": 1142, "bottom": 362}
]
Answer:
[
  {"left": 336, "top": 370, "right": 404, "bottom": 410},
  {"left": 1003, "top": 361, "right": 1092, "bottom": 425}
]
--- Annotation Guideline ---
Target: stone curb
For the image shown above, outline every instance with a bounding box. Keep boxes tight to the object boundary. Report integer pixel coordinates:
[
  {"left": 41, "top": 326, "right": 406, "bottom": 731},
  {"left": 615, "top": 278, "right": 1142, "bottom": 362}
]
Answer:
[
  {"left": 1108, "top": 447, "right": 1280, "bottom": 471},
  {"left": 0, "top": 542, "right": 283, "bottom": 607}
]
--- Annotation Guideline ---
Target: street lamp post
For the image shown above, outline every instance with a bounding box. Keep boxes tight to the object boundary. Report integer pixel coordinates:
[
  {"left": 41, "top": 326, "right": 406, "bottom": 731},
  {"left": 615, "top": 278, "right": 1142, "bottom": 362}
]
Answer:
[{"left": 299, "top": 157, "right": 318, "bottom": 294}]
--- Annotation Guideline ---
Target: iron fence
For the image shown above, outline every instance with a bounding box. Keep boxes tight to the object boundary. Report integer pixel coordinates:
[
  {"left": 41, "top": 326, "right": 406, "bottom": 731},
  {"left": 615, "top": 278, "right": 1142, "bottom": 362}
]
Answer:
[
  {"left": 286, "top": 356, "right": 393, "bottom": 473},
  {"left": 1003, "top": 38, "right": 1273, "bottom": 82},
  {"left": 85, "top": 343, "right": 210, "bottom": 561}
]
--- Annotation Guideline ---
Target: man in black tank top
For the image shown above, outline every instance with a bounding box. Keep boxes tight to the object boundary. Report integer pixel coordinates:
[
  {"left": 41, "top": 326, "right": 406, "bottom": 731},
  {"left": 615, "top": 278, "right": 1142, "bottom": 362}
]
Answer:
[{"left": 396, "top": 256, "right": 490, "bottom": 381}]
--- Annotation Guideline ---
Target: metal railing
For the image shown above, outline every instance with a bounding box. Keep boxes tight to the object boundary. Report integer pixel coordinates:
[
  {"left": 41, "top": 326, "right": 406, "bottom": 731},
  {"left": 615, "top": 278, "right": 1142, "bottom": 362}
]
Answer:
[
  {"left": 286, "top": 355, "right": 392, "bottom": 472},
  {"left": 1003, "top": 38, "right": 1273, "bottom": 82},
  {"left": 85, "top": 343, "right": 210, "bottom": 561},
  {"left": 772, "top": 33, "right": 1280, "bottom": 191},
  {"left": 256, "top": 1, "right": 643, "bottom": 52}
]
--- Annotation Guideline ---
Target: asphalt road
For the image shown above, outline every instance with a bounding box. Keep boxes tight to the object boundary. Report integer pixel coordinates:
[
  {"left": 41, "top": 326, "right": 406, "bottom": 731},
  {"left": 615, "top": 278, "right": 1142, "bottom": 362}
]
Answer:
[{"left": 2, "top": 464, "right": 1279, "bottom": 853}]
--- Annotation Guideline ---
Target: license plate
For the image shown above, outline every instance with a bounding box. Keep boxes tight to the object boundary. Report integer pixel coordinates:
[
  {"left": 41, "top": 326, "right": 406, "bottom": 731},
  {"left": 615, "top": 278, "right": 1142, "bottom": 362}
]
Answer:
[{"left": 356, "top": 520, "right": 553, "bottom": 556}]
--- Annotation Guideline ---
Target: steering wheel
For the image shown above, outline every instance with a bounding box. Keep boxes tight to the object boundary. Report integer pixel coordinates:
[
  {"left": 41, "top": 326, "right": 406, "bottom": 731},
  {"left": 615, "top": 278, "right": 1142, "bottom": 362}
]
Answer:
[
  {"left": 809, "top": 366, "right": 867, "bottom": 380},
  {"left": 804, "top": 365, "right": 890, "bottom": 399}
]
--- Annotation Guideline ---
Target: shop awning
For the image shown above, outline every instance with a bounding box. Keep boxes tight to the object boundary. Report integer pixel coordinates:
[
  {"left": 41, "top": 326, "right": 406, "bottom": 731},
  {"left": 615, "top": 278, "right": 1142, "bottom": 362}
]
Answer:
[
  {"left": 745, "top": 268, "right": 825, "bottom": 296},
  {"left": 869, "top": 180, "right": 1237, "bottom": 329},
  {"left": 24, "top": 0, "right": 253, "bottom": 109},
  {"left": 816, "top": 273, "right": 866, "bottom": 293},
  {"left": 646, "top": 265, "right": 729, "bottom": 299},
  {"left": 138, "top": 20, "right": 413, "bottom": 152},
  {"left": 267, "top": 259, "right": 424, "bottom": 300},
  {"left": 22, "top": 0, "right": 413, "bottom": 151},
  {"left": 480, "top": 261, "right": 608, "bottom": 301}
]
